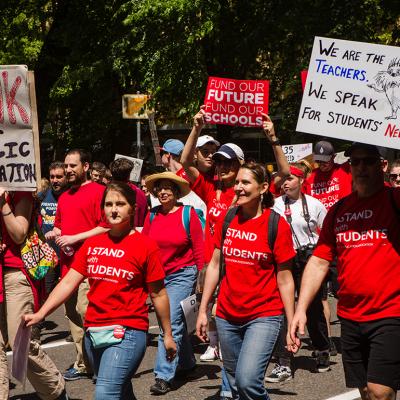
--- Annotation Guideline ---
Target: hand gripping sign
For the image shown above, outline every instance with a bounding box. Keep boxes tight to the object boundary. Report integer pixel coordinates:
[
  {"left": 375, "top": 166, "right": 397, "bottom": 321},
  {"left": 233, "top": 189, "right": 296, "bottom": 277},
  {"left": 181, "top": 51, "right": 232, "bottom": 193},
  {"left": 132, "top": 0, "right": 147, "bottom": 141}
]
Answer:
[
  {"left": 204, "top": 76, "right": 269, "bottom": 127},
  {"left": 297, "top": 36, "right": 400, "bottom": 150}
]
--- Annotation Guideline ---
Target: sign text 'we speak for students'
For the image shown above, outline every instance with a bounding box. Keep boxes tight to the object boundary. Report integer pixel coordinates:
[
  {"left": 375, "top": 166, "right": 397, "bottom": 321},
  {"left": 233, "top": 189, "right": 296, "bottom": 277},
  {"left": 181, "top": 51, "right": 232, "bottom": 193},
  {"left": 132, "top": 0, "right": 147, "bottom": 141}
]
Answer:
[
  {"left": 204, "top": 77, "right": 269, "bottom": 127},
  {"left": 297, "top": 37, "right": 400, "bottom": 150},
  {"left": 0, "top": 65, "right": 36, "bottom": 190}
]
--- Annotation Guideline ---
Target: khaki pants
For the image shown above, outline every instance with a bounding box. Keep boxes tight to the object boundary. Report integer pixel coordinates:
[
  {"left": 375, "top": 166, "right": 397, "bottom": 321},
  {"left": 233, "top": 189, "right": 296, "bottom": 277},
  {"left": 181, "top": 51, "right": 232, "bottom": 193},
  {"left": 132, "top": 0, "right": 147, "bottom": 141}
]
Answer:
[
  {"left": 64, "top": 278, "right": 91, "bottom": 373},
  {"left": 0, "top": 268, "right": 65, "bottom": 400}
]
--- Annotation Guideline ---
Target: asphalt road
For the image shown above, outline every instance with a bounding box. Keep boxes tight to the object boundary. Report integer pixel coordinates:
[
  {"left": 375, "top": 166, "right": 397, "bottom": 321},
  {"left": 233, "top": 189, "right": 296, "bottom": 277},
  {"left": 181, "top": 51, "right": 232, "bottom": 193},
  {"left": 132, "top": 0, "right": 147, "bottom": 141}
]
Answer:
[{"left": 8, "top": 298, "right": 360, "bottom": 400}]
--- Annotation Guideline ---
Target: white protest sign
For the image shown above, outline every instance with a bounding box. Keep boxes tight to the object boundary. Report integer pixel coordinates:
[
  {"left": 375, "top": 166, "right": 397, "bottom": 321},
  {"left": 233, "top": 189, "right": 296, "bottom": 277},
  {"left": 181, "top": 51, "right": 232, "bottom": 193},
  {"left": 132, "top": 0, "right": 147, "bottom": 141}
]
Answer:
[
  {"left": 114, "top": 154, "right": 143, "bottom": 182},
  {"left": 12, "top": 320, "right": 31, "bottom": 387},
  {"left": 0, "top": 66, "right": 38, "bottom": 190},
  {"left": 282, "top": 143, "right": 312, "bottom": 163},
  {"left": 297, "top": 37, "right": 400, "bottom": 150},
  {"left": 180, "top": 294, "right": 199, "bottom": 334}
]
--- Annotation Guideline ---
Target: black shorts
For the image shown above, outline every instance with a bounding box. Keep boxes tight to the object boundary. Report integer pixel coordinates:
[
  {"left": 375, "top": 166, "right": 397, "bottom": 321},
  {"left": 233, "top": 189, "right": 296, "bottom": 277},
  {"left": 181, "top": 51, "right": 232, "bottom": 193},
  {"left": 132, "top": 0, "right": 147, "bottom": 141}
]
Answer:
[{"left": 340, "top": 317, "right": 400, "bottom": 391}]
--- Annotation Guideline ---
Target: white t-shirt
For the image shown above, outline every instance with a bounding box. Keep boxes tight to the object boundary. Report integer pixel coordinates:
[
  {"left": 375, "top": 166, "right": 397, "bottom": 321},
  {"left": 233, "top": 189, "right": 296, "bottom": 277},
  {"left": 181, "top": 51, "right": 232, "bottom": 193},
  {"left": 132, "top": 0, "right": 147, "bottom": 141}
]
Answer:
[{"left": 273, "top": 194, "right": 327, "bottom": 249}]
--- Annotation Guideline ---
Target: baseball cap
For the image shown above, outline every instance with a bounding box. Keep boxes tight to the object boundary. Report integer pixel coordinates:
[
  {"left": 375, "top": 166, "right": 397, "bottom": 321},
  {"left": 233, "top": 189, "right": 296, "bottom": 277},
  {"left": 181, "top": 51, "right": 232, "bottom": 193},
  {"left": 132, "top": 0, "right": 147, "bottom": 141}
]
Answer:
[
  {"left": 344, "top": 142, "right": 386, "bottom": 158},
  {"left": 196, "top": 135, "right": 220, "bottom": 148},
  {"left": 160, "top": 139, "right": 184, "bottom": 156},
  {"left": 313, "top": 141, "right": 335, "bottom": 162},
  {"left": 212, "top": 143, "right": 244, "bottom": 161}
]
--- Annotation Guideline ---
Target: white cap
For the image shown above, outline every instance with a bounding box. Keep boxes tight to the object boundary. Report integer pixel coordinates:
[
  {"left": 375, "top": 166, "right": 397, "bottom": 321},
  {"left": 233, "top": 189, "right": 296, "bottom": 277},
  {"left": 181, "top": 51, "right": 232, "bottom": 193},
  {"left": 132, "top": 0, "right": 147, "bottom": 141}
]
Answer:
[{"left": 196, "top": 135, "right": 220, "bottom": 148}]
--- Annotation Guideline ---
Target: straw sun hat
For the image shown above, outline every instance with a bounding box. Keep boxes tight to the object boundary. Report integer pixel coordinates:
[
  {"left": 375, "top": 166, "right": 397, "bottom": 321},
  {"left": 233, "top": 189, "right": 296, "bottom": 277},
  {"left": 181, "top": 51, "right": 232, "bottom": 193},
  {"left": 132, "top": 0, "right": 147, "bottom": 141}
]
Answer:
[{"left": 145, "top": 171, "right": 190, "bottom": 198}]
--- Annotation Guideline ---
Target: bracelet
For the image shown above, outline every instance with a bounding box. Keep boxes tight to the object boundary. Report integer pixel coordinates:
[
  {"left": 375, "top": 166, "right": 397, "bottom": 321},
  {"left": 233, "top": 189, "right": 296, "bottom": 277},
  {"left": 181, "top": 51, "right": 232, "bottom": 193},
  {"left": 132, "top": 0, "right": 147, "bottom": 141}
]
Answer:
[
  {"left": 271, "top": 139, "right": 281, "bottom": 146},
  {"left": 2, "top": 210, "right": 12, "bottom": 217}
]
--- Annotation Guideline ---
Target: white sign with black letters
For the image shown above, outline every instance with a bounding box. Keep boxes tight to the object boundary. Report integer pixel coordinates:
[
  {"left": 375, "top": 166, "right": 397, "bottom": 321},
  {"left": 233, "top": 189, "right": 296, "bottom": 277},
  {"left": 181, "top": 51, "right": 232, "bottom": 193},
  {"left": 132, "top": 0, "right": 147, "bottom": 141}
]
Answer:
[
  {"left": 0, "top": 65, "right": 36, "bottom": 190},
  {"left": 282, "top": 143, "right": 312, "bottom": 163},
  {"left": 297, "top": 37, "right": 400, "bottom": 150},
  {"left": 180, "top": 294, "right": 199, "bottom": 334}
]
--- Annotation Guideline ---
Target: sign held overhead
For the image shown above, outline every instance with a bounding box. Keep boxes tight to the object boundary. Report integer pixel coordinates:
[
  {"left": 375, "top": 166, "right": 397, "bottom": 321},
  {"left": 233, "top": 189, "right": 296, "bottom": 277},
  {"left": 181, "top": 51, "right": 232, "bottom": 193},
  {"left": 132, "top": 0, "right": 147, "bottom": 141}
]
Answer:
[{"left": 296, "top": 37, "right": 400, "bottom": 150}]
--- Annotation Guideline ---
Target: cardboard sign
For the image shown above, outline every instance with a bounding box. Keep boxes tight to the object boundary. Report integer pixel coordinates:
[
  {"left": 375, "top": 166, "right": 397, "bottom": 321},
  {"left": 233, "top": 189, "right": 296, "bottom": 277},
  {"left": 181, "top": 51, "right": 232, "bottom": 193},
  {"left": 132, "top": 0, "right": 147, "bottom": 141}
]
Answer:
[
  {"left": 297, "top": 37, "right": 400, "bottom": 150},
  {"left": 12, "top": 320, "right": 31, "bottom": 387},
  {"left": 204, "top": 76, "right": 269, "bottom": 127},
  {"left": 114, "top": 154, "right": 143, "bottom": 182},
  {"left": 0, "top": 66, "right": 38, "bottom": 190},
  {"left": 122, "top": 94, "right": 150, "bottom": 119},
  {"left": 180, "top": 293, "right": 200, "bottom": 334},
  {"left": 282, "top": 143, "right": 313, "bottom": 163}
]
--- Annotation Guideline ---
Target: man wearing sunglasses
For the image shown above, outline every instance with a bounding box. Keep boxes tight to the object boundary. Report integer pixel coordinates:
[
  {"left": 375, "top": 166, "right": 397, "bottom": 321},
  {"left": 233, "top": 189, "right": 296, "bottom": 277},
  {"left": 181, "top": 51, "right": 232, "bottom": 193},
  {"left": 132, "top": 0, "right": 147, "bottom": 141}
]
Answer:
[
  {"left": 291, "top": 142, "right": 400, "bottom": 400},
  {"left": 388, "top": 159, "right": 400, "bottom": 188},
  {"left": 305, "top": 140, "right": 352, "bottom": 210}
]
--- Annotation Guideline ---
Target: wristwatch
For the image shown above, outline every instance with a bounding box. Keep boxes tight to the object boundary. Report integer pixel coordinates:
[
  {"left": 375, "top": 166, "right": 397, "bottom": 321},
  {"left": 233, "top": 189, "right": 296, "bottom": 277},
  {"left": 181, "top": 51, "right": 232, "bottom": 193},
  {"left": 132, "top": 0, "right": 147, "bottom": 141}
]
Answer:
[{"left": 271, "top": 139, "right": 281, "bottom": 146}]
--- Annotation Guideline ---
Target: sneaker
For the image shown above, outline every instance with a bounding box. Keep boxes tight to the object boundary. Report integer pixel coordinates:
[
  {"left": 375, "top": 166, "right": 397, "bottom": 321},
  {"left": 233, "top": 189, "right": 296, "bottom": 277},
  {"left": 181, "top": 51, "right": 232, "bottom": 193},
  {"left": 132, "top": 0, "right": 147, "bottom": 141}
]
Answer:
[
  {"left": 315, "top": 350, "right": 330, "bottom": 372},
  {"left": 150, "top": 378, "right": 171, "bottom": 395},
  {"left": 265, "top": 364, "right": 292, "bottom": 383},
  {"left": 329, "top": 338, "right": 338, "bottom": 356},
  {"left": 200, "top": 345, "right": 219, "bottom": 362},
  {"left": 63, "top": 367, "right": 87, "bottom": 381}
]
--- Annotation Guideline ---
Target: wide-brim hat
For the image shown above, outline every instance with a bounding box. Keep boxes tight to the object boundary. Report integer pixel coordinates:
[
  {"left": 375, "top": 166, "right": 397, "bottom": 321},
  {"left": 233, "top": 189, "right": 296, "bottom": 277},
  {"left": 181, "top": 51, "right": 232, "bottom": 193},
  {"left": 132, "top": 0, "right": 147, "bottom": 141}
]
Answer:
[{"left": 145, "top": 171, "right": 191, "bottom": 198}]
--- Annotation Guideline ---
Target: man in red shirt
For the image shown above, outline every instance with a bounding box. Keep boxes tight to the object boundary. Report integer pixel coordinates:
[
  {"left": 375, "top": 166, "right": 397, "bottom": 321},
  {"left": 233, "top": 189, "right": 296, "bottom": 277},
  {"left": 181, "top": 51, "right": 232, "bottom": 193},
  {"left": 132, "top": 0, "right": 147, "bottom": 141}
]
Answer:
[
  {"left": 291, "top": 142, "right": 400, "bottom": 400},
  {"left": 46, "top": 149, "right": 109, "bottom": 381},
  {"left": 305, "top": 140, "right": 352, "bottom": 210}
]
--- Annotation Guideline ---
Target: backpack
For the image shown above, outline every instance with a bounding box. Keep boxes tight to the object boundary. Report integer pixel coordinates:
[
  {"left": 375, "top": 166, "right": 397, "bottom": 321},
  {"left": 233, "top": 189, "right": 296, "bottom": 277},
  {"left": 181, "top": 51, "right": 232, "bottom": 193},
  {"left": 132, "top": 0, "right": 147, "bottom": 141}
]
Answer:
[
  {"left": 219, "top": 207, "right": 281, "bottom": 283},
  {"left": 149, "top": 205, "right": 199, "bottom": 239}
]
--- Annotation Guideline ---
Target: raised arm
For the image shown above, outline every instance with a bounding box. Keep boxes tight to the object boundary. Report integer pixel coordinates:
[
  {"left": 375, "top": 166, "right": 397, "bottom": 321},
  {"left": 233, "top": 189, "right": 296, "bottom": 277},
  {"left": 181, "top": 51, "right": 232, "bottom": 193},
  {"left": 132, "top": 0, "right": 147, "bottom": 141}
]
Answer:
[
  {"left": 261, "top": 113, "right": 290, "bottom": 187},
  {"left": 180, "top": 107, "right": 206, "bottom": 183}
]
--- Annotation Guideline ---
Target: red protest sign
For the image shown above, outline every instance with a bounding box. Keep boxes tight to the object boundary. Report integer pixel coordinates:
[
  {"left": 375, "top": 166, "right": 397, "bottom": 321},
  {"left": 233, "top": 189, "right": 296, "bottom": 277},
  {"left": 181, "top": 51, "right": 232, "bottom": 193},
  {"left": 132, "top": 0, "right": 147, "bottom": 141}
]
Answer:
[
  {"left": 203, "top": 76, "right": 269, "bottom": 127},
  {"left": 301, "top": 70, "right": 308, "bottom": 91}
]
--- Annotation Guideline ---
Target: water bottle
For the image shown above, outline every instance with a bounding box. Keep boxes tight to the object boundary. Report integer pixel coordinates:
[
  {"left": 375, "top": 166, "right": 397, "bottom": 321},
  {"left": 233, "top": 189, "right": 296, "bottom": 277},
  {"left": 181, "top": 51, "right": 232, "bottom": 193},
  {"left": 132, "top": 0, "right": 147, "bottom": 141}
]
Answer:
[{"left": 62, "top": 245, "right": 75, "bottom": 256}]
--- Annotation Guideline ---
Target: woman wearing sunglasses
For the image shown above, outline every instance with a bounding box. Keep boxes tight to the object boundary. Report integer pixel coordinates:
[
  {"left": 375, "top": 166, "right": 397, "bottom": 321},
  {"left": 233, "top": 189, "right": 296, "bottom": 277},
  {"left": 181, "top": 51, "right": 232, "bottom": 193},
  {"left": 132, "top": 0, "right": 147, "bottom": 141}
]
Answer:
[
  {"left": 24, "top": 183, "right": 176, "bottom": 400},
  {"left": 388, "top": 159, "right": 400, "bottom": 188}
]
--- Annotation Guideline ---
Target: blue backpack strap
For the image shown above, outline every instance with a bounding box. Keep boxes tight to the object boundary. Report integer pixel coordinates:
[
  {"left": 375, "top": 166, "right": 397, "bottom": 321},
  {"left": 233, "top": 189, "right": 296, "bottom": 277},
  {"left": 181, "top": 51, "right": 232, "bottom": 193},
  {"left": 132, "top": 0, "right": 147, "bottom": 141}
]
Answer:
[
  {"left": 182, "top": 205, "right": 191, "bottom": 239},
  {"left": 149, "top": 205, "right": 161, "bottom": 224}
]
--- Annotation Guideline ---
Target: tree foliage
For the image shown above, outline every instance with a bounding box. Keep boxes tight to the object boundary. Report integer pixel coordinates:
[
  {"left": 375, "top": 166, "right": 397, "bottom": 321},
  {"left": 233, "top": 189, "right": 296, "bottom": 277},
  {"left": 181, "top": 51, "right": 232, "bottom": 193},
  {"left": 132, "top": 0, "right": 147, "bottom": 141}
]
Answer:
[{"left": 0, "top": 0, "right": 399, "bottom": 162}]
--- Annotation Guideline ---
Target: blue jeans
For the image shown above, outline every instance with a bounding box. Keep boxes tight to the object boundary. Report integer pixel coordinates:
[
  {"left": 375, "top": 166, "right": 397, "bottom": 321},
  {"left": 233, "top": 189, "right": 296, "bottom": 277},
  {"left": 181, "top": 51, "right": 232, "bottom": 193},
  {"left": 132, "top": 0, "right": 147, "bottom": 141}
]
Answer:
[
  {"left": 216, "top": 315, "right": 283, "bottom": 400},
  {"left": 85, "top": 328, "right": 146, "bottom": 400},
  {"left": 154, "top": 265, "right": 197, "bottom": 382}
]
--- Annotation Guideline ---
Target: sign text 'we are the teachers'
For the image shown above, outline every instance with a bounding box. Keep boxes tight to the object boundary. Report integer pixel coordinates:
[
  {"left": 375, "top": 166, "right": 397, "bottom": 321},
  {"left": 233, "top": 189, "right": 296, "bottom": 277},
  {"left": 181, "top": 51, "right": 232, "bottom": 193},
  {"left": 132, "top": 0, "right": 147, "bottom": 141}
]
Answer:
[
  {"left": 204, "top": 77, "right": 269, "bottom": 127},
  {"left": 297, "top": 37, "right": 400, "bottom": 150},
  {"left": 0, "top": 65, "right": 36, "bottom": 190}
]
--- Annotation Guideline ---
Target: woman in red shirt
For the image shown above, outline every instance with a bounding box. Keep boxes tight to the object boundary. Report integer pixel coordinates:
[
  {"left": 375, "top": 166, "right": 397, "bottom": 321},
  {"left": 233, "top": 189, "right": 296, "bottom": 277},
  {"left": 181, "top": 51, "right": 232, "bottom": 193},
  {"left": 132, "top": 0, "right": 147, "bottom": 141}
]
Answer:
[
  {"left": 143, "top": 171, "right": 204, "bottom": 395},
  {"left": 24, "top": 183, "right": 176, "bottom": 400},
  {"left": 196, "top": 162, "right": 298, "bottom": 400}
]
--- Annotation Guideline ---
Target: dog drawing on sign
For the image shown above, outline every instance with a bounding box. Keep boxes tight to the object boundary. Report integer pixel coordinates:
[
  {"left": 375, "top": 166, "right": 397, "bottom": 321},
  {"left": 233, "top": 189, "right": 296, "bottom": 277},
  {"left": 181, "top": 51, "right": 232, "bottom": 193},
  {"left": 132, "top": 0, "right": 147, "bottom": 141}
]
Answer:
[{"left": 368, "top": 58, "right": 400, "bottom": 119}]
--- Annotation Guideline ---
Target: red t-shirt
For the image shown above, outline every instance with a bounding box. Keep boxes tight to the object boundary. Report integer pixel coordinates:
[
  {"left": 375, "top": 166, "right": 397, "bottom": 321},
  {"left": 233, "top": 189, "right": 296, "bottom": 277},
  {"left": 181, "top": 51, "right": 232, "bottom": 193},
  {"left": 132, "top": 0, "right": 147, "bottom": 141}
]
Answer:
[
  {"left": 305, "top": 163, "right": 352, "bottom": 210},
  {"left": 214, "top": 209, "right": 295, "bottom": 323},
  {"left": 2, "top": 192, "right": 33, "bottom": 268},
  {"left": 314, "top": 186, "right": 400, "bottom": 322},
  {"left": 142, "top": 206, "right": 204, "bottom": 275},
  {"left": 54, "top": 182, "right": 108, "bottom": 274},
  {"left": 191, "top": 173, "right": 235, "bottom": 262},
  {"left": 127, "top": 183, "right": 148, "bottom": 227},
  {"left": 72, "top": 231, "right": 165, "bottom": 330}
]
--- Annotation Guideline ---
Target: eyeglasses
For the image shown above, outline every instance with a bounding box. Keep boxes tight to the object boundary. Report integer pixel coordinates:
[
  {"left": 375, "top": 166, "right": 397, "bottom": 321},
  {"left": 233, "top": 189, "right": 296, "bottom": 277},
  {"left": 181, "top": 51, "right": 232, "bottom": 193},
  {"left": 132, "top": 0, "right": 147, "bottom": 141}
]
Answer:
[
  {"left": 349, "top": 157, "right": 381, "bottom": 166},
  {"left": 153, "top": 185, "right": 174, "bottom": 194},
  {"left": 389, "top": 173, "right": 400, "bottom": 180}
]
